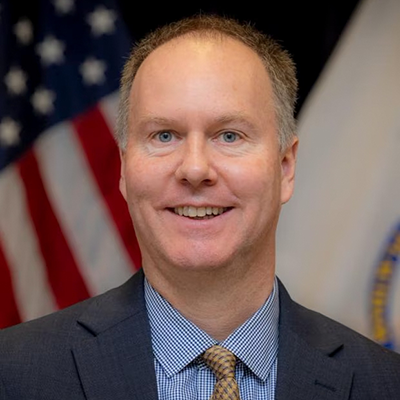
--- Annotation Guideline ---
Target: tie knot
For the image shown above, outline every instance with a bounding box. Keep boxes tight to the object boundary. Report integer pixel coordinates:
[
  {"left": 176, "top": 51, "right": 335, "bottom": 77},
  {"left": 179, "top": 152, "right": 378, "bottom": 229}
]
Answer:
[{"left": 202, "top": 345, "right": 237, "bottom": 380}]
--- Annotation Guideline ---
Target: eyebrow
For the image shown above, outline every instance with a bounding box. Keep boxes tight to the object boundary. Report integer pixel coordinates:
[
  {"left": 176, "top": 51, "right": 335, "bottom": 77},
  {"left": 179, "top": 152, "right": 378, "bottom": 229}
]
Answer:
[
  {"left": 137, "top": 112, "right": 258, "bottom": 131},
  {"left": 212, "top": 113, "right": 257, "bottom": 130},
  {"left": 137, "top": 116, "right": 173, "bottom": 126}
]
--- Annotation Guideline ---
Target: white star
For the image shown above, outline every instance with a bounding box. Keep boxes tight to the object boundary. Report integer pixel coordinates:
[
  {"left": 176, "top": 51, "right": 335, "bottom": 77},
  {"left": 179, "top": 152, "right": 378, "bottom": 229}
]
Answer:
[
  {"left": 80, "top": 57, "right": 107, "bottom": 85},
  {"left": 31, "top": 88, "right": 56, "bottom": 115},
  {"left": 87, "top": 6, "right": 116, "bottom": 36},
  {"left": 53, "top": 0, "right": 75, "bottom": 15},
  {"left": 4, "top": 67, "right": 27, "bottom": 95},
  {"left": 0, "top": 117, "right": 21, "bottom": 146},
  {"left": 14, "top": 18, "right": 33, "bottom": 45},
  {"left": 36, "top": 35, "right": 65, "bottom": 66}
]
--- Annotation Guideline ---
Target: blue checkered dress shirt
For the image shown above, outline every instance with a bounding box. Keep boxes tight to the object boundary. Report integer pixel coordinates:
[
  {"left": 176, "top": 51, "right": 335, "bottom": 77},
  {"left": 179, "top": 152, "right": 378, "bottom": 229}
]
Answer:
[{"left": 144, "top": 277, "right": 279, "bottom": 400}]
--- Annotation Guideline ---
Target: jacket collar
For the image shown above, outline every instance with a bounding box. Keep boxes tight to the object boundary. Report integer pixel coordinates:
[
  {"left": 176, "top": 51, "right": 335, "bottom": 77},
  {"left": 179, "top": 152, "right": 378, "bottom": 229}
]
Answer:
[
  {"left": 71, "top": 271, "right": 354, "bottom": 400},
  {"left": 72, "top": 269, "right": 159, "bottom": 400},
  {"left": 276, "top": 279, "right": 353, "bottom": 400}
]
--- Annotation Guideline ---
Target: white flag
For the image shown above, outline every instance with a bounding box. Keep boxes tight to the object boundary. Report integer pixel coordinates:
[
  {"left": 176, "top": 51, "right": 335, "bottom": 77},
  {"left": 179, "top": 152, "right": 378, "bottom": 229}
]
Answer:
[{"left": 277, "top": 0, "right": 400, "bottom": 351}]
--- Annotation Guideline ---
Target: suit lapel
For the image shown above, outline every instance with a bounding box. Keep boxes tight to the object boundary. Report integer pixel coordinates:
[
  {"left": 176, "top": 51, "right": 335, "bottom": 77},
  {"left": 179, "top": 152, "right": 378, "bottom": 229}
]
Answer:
[
  {"left": 276, "top": 280, "right": 353, "bottom": 400},
  {"left": 72, "top": 270, "right": 158, "bottom": 400},
  {"left": 71, "top": 272, "right": 354, "bottom": 400}
]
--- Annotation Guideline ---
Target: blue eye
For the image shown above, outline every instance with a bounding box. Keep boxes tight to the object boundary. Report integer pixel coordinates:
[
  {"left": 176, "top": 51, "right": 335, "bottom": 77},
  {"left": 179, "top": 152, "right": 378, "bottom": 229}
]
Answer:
[
  {"left": 157, "top": 131, "right": 173, "bottom": 142},
  {"left": 221, "top": 131, "right": 238, "bottom": 143}
]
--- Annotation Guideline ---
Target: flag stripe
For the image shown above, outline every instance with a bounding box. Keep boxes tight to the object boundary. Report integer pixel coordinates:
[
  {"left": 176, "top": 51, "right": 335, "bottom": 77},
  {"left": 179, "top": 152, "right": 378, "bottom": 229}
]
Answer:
[
  {"left": 17, "top": 150, "right": 90, "bottom": 308},
  {"left": 99, "top": 92, "right": 119, "bottom": 131},
  {"left": 72, "top": 106, "right": 142, "bottom": 269},
  {"left": 35, "top": 118, "right": 133, "bottom": 296},
  {"left": 0, "top": 241, "right": 21, "bottom": 328},
  {"left": 0, "top": 165, "right": 57, "bottom": 321},
  {"left": 0, "top": 0, "right": 137, "bottom": 328}
]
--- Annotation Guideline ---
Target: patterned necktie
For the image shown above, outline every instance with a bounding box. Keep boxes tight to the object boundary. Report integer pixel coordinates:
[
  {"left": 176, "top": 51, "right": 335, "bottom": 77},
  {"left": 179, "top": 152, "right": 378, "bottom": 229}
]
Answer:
[{"left": 202, "top": 345, "right": 241, "bottom": 400}]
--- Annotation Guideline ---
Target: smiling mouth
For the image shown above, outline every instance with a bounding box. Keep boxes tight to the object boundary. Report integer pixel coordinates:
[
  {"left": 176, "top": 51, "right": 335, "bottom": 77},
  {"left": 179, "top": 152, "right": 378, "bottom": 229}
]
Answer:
[{"left": 171, "top": 206, "right": 230, "bottom": 219}]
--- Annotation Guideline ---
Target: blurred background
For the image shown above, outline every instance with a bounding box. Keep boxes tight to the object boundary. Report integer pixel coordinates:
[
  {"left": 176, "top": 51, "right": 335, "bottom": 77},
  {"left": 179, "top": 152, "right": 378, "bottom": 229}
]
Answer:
[
  {"left": 1, "top": 0, "right": 399, "bottom": 352},
  {"left": 117, "top": 0, "right": 360, "bottom": 114}
]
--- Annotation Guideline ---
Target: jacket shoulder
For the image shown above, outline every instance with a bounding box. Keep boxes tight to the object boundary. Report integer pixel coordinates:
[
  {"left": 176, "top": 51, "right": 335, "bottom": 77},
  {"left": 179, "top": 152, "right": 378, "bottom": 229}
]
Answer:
[
  {"left": 0, "top": 295, "right": 97, "bottom": 398},
  {"left": 0, "top": 271, "right": 145, "bottom": 399},
  {"left": 278, "top": 280, "right": 400, "bottom": 398}
]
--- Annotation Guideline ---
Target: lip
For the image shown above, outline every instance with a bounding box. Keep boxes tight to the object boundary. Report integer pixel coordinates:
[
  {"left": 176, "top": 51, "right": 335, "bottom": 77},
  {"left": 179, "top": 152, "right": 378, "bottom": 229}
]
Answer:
[{"left": 167, "top": 204, "right": 231, "bottom": 209}]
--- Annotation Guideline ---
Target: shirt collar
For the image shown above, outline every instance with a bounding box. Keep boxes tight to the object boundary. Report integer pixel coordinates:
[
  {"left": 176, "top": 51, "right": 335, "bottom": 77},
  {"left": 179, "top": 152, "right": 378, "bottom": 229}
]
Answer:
[
  {"left": 220, "top": 278, "right": 279, "bottom": 381},
  {"left": 144, "top": 277, "right": 279, "bottom": 381}
]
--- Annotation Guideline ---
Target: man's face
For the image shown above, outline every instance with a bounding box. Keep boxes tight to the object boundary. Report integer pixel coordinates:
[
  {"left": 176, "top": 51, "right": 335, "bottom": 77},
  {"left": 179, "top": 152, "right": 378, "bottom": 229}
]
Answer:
[{"left": 120, "top": 36, "right": 297, "bottom": 276}]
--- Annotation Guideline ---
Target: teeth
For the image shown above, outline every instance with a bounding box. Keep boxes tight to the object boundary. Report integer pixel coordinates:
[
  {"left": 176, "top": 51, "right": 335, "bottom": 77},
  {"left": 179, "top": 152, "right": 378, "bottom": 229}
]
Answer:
[
  {"left": 197, "top": 207, "right": 206, "bottom": 217},
  {"left": 174, "top": 206, "right": 227, "bottom": 218}
]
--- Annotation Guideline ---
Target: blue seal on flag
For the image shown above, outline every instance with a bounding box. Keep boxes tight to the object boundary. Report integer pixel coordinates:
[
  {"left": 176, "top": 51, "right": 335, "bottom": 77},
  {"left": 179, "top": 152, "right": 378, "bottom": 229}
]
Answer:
[{"left": 370, "top": 222, "right": 400, "bottom": 350}]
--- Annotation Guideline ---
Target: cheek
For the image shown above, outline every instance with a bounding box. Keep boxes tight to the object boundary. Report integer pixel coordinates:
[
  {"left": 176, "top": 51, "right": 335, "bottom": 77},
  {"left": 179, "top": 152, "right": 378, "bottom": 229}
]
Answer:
[
  {"left": 123, "top": 157, "right": 158, "bottom": 202},
  {"left": 224, "top": 156, "right": 281, "bottom": 201}
]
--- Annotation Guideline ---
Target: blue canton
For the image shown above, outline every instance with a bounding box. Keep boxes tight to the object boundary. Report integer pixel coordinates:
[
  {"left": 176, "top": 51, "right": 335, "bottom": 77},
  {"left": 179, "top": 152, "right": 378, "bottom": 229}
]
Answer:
[
  {"left": 145, "top": 277, "right": 279, "bottom": 400},
  {"left": 0, "top": 0, "right": 131, "bottom": 171}
]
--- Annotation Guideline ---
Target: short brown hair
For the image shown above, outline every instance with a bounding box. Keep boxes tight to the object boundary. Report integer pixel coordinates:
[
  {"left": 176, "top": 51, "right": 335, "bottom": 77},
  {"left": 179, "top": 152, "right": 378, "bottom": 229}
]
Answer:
[{"left": 116, "top": 14, "right": 298, "bottom": 150}]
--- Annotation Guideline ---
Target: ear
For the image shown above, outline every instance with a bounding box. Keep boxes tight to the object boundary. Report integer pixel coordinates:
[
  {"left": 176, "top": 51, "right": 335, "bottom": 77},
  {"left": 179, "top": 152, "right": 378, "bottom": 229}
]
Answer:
[
  {"left": 119, "top": 148, "right": 127, "bottom": 201},
  {"left": 280, "top": 136, "right": 299, "bottom": 204}
]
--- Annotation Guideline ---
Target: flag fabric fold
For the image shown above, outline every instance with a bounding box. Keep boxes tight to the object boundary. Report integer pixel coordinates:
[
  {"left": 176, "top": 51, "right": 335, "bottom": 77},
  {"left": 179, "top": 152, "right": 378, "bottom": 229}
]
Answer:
[{"left": 277, "top": 0, "right": 400, "bottom": 351}]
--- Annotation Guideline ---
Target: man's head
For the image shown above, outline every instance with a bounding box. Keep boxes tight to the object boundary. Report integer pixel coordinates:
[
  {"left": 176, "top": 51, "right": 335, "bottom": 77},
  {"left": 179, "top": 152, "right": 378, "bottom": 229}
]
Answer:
[
  {"left": 116, "top": 14, "right": 298, "bottom": 152},
  {"left": 118, "top": 14, "right": 298, "bottom": 284}
]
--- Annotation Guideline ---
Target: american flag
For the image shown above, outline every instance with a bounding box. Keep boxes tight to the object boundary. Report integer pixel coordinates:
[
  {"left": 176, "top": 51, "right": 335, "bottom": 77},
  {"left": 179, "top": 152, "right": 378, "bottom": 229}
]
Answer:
[{"left": 0, "top": 0, "right": 141, "bottom": 329}]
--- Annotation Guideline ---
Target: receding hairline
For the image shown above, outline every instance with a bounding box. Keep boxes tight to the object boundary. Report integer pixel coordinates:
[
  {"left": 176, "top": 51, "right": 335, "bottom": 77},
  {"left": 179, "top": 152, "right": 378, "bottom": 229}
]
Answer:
[
  {"left": 131, "top": 32, "right": 273, "bottom": 94},
  {"left": 117, "top": 14, "right": 298, "bottom": 151},
  {"left": 131, "top": 27, "right": 276, "bottom": 84}
]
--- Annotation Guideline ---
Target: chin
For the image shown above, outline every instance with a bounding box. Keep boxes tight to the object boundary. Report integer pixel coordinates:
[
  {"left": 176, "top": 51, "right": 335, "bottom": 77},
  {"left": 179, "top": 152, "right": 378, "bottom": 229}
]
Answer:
[
  {"left": 139, "top": 236, "right": 242, "bottom": 273},
  {"left": 166, "top": 249, "right": 237, "bottom": 272}
]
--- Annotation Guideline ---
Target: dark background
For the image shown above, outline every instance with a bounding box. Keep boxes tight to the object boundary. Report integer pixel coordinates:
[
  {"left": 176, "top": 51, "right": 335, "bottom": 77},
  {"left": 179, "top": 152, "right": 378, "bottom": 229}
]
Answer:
[
  {"left": 11, "top": 0, "right": 361, "bottom": 115},
  {"left": 117, "top": 1, "right": 361, "bottom": 116}
]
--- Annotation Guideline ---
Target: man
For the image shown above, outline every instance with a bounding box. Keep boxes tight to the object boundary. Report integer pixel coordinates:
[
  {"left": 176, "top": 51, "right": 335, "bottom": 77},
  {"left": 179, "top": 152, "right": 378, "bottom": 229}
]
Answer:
[{"left": 1, "top": 14, "right": 399, "bottom": 400}]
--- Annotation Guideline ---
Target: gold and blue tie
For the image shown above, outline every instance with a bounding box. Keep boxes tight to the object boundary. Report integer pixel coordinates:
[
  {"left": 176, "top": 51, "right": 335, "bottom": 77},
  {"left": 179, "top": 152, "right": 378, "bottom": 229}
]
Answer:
[{"left": 202, "top": 345, "right": 241, "bottom": 400}]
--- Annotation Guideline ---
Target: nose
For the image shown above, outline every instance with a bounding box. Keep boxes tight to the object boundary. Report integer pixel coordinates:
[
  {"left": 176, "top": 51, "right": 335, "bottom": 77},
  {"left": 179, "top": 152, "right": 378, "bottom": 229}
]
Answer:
[{"left": 174, "top": 133, "right": 217, "bottom": 188}]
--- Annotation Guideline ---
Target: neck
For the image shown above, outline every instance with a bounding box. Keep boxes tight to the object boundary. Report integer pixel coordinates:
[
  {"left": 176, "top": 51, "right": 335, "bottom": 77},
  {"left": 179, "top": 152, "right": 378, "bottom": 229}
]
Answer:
[{"left": 143, "top": 257, "right": 275, "bottom": 341}]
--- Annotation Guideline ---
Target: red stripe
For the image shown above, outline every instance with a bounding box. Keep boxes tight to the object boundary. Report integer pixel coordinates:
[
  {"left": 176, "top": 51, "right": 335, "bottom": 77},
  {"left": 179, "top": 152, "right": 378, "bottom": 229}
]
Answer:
[
  {"left": 17, "top": 150, "right": 90, "bottom": 309},
  {"left": 0, "top": 240, "right": 22, "bottom": 328},
  {"left": 73, "top": 105, "right": 141, "bottom": 269}
]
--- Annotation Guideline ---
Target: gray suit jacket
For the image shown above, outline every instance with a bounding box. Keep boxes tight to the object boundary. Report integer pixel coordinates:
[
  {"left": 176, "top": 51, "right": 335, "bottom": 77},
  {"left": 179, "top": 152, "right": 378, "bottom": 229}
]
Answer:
[{"left": 1, "top": 269, "right": 399, "bottom": 399}]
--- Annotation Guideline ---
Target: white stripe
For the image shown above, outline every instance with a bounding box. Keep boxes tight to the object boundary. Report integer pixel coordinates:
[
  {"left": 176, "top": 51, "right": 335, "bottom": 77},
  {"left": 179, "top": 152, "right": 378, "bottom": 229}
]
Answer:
[
  {"left": 35, "top": 120, "right": 132, "bottom": 296},
  {"left": 99, "top": 91, "right": 120, "bottom": 135},
  {"left": 97, "top": 94, "right": 140, "bottom": 269},
  {"left": 0, "top": 165, "right": 57, "bottom": 321}
]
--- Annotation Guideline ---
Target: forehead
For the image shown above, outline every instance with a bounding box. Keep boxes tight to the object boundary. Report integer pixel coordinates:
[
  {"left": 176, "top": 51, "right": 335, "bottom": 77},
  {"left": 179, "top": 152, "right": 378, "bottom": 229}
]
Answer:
[
  {"left": 145, "top": 33, "right": 263, "bottom": 66},
  {"left": 134, "top": 34, "right": 271, "bottom": 91},
  {"left": 129, "top": 35, "right": 275, "bottom": 128}
]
